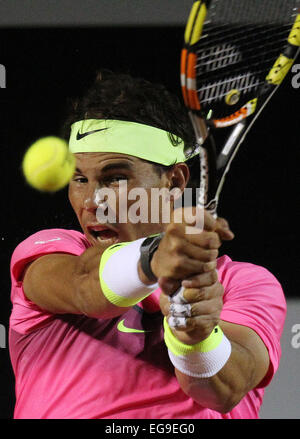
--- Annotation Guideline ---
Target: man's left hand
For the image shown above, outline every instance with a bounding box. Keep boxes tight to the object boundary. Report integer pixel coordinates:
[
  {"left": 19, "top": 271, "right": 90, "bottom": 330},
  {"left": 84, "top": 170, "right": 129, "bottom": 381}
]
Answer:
[{"left": 159, "top": 270, "right": 224, "bottom": 344}]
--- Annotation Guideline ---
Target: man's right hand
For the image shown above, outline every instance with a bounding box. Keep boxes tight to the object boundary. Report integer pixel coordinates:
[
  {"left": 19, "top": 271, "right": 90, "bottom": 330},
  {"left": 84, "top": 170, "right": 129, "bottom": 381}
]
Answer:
[{"left": 150, "top": 207, "right": 222, "bottom": 284}]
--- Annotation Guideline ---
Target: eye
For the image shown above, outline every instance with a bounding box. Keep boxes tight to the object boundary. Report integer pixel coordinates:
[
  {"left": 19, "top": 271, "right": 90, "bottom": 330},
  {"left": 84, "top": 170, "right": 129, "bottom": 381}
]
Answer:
[
  {"left": 104, "top": 175, "right": 128, "bottom": 185},
  {"left": 72, "top": 176, "right": 88, "bottom": 184}
]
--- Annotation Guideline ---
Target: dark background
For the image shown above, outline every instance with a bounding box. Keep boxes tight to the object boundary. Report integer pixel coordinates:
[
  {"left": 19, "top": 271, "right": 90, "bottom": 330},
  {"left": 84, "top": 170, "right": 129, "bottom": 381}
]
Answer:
[{"left": 0, "top": 26, "right": 299, "bottom": 419}]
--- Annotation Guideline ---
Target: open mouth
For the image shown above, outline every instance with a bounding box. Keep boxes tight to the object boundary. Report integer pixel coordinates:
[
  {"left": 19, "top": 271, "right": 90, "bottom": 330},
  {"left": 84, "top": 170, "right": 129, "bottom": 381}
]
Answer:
[{"left": 87, "top": 225, "right": 119, "bottom": 243}]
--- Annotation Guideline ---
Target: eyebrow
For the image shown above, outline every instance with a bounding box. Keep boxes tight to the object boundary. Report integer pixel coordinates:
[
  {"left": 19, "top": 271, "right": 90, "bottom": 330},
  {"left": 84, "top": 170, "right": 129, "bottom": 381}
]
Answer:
[
  {"left": 75, "top": 162, "right": 134, "bottom": 175},
  {"left": 101, "top": 162, "right": 134, "bottom": 173}
]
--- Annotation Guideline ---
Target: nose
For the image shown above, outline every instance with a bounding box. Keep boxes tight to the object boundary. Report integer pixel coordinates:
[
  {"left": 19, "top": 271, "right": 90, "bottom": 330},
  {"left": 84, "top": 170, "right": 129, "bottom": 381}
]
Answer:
[
  {"left": 83, "top": 185, "right": 100, "bottom": 212},
  {"left": 84, "top": 187, "right": 108, "bottom": 213},
  {"left": 84, "top": 196, "right": 98, "bottom": 211}
]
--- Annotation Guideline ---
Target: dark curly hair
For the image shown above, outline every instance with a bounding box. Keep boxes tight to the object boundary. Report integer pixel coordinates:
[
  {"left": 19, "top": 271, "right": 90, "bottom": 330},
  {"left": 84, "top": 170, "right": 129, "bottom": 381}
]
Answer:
[{"left": 61, "top": 70, "right": 200, "bottom": 193}]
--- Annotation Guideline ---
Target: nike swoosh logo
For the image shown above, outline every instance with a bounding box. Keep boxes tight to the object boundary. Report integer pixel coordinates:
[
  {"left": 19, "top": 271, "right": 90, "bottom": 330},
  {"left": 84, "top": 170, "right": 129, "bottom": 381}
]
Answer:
[
  {"left": 76, "top": 128, "right": 108, "bottom": 140},
  {"left": 117, "top": 319, "right": 150, "bottom": 334}
]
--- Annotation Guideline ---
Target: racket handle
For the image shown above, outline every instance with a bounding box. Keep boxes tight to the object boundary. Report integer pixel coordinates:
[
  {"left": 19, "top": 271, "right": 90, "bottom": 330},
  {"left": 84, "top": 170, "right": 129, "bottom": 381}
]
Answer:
[{"left": 170, "top": 286, "right": 187, "bottom": 304}]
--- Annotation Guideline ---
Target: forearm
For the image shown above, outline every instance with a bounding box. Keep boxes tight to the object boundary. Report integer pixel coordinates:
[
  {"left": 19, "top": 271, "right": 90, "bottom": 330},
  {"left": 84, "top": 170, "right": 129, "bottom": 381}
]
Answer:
[
  {"left": 23, "top": 247, "right": 120, "bottom": 318},
  {"left": 24, "top": 238, "right": 158, "bottom": 319},
  {"left": 169, "top": 319, "right": 270, "bottom": 413},
  {"left": 74, "top": 246, "right": 129, "bottom": 318},
  {"left": 175, "top": 336, "right": 257, "bottom": 413}
]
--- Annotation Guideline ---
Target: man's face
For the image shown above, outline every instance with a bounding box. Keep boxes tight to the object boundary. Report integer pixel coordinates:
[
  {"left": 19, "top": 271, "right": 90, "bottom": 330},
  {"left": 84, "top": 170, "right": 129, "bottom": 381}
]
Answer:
[{"left": 68, "top": 152, "right": 172, "bottom": 247}]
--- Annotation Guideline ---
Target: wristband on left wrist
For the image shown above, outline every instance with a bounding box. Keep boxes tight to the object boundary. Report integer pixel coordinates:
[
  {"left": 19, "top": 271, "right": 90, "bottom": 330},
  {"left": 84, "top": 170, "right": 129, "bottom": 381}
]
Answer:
[
  {"left": 99, "top": 238, "right": 159, "bottom": 307},
  {"left": 139, "top": 233, "right": 164, "bottom": 282}
]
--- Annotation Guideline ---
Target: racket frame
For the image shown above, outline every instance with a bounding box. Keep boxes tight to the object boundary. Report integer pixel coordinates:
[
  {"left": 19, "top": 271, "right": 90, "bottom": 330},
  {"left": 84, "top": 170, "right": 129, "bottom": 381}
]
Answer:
[{"left": 181, "top": 0, "right": 300, "bottom": 217}]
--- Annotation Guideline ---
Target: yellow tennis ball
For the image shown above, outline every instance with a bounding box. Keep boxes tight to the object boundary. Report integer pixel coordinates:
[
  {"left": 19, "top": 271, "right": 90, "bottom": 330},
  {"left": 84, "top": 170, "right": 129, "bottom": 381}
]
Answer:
[{"left": 22, "top": 136, "right": 76, "bottom": 192}]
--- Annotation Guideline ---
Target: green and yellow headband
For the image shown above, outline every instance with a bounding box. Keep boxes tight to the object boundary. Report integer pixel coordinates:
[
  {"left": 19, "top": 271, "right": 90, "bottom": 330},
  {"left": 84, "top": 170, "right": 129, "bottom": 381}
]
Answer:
[{"left": 69, "top": 119, "right": 188, "bottom": 166}]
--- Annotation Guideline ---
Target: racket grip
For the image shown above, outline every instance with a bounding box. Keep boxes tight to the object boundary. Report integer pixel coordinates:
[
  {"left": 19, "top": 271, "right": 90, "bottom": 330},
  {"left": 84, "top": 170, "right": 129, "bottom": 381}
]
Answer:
[{"left": 170, "top": 286, "right": 187, "bottom": 304}]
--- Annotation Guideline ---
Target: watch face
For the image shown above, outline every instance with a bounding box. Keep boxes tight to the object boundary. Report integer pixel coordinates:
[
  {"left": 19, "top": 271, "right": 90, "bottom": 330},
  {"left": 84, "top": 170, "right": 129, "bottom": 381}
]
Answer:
[
  {"left": 142, "top": 234, "right": 162, "bottom": 250},
  {"left": 149, "top": 235, "right": 162, "bottom": 251},
  {"left": 140, "top": 235, "right": 163, "bottom": 282},
  {"left": 140, "top": 250, "right": 154, "bottom": 282},
  {"left": 141, "top": 237, "right": 153, "bottom": 252}
]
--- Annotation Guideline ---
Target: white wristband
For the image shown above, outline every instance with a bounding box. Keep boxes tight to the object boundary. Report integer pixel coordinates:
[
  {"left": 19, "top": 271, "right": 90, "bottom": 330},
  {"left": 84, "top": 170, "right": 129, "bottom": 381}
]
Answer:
[
  {"left": 99, "top": 238, "right": 158, "bottom": 307},
  {"left": 164, "top": 318, "right": 231, "bottom": 378}
]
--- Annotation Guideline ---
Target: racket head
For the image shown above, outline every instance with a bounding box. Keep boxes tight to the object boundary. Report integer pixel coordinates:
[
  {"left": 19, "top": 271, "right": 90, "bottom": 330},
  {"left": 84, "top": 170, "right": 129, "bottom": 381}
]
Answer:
[{"left": 181, "top": 0, "right": 300, "bottom": 214}]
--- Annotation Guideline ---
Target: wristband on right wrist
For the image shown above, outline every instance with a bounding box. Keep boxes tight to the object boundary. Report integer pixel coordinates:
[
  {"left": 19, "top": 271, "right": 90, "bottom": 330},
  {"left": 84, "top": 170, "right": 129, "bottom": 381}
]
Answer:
[{"left": 163, "top": 318, "right": 232, "bottom": 378}]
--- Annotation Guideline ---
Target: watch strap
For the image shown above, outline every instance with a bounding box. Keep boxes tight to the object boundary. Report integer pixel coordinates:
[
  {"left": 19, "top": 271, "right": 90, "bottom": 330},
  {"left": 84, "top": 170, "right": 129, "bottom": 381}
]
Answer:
[{"left": 140, "top": 233, "right": 163, "bottom": 283}]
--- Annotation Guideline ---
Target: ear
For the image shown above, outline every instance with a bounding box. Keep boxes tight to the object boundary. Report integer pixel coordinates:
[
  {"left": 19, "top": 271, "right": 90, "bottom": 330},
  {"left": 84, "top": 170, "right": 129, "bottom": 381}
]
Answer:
[
  {"left": 167, "top": 162, "right": 190, "bottom": 193},
  {"left": 161, "top": 163, "right": 190, "bottom": 206}
]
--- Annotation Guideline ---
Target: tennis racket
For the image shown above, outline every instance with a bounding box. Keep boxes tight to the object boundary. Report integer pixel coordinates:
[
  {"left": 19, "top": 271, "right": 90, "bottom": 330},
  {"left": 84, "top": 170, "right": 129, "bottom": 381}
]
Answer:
[{"left": 181, "top": 0, "right": 300, "bottom": 217}]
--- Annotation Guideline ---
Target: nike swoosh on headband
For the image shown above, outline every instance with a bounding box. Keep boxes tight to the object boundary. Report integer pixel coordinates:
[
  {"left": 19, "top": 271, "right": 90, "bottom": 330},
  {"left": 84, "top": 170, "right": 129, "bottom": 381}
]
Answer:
[
  {"left": 76, "top": 128, "right": 108, "bottom": 140},
  {"left": 117, "top": 319, "right": 151, "bottom": 334}
]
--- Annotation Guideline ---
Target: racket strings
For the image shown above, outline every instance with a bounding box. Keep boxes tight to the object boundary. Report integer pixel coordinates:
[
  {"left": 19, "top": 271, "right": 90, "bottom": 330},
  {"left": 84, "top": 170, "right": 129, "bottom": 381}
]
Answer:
[
  {"left": 199, "top": 21, "right": 294, "bottom": 50},
  {"left": 207, "top": 0, "right": 299, "bottom": 25},
  {"left": 195, "top": 43, "right": 283, "bottom": 77},
  {"left": 194, "top": 27, "right": 290, "bottom": 60},
  {"left": 193, "top": 23, "right": 295, "bottom": 107},
  {"left": 197, "top": 76, "right": 262, "bottom": 106},
  {"left": 195, "top": 65, "right": 278, "bottom": 108},
  {"left": 196, "top": 46, "right": 285, "bottom": 86}
]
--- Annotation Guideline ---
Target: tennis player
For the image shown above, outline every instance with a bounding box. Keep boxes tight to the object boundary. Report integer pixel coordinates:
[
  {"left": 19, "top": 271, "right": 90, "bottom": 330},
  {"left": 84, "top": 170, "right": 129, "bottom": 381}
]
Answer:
[{"left": 9, "top": 71, "right": 286, "bottom": 419}]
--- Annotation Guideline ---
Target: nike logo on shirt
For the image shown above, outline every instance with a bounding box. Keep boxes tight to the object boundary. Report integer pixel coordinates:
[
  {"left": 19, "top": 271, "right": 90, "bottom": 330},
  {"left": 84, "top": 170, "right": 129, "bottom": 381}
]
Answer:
[
  {"left": 117, "top": 319, "right": 150, "bottom": 334},
  {"left": 76, "top": 128, "right": 108, "bottom": 140},
  {"left": 34, "top": 238, "right": 61, "bottom": 244}
]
